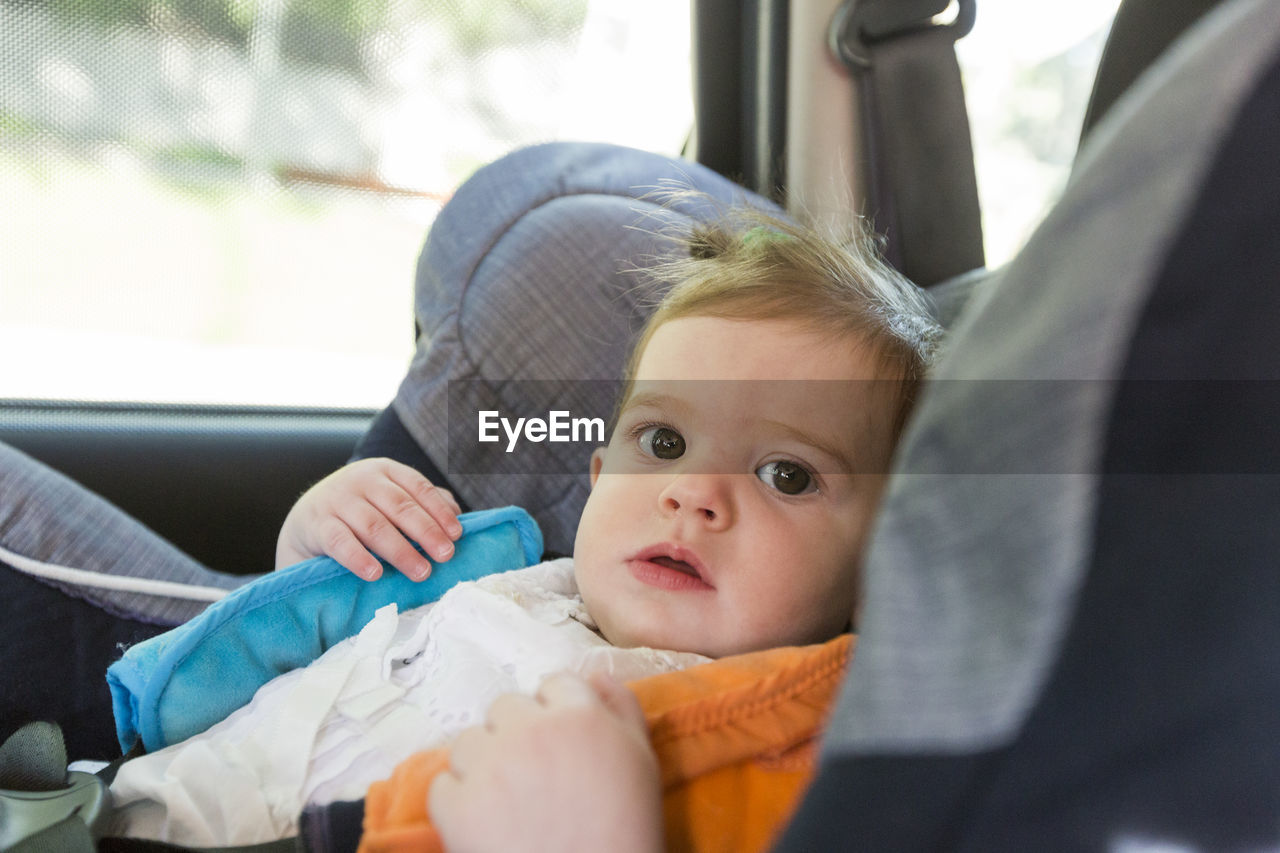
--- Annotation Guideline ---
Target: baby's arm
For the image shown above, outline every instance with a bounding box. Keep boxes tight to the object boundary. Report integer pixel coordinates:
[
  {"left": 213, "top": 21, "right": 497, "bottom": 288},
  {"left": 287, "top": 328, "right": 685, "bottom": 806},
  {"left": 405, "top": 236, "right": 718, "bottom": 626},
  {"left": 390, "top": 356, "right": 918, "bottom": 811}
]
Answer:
[
  {"left": 429, "top": 671, "right": 664, "bottom": 853},
  {"left": 274, "top": 457, "right": 462, "bottom": 581}
]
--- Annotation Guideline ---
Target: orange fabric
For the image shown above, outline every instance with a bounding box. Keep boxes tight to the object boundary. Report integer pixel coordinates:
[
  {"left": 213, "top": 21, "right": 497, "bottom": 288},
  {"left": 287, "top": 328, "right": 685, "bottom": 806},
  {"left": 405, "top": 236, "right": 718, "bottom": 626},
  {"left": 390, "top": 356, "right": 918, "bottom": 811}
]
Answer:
[{"left": 359, "top": 634, "right": 853, "bottom": 853}]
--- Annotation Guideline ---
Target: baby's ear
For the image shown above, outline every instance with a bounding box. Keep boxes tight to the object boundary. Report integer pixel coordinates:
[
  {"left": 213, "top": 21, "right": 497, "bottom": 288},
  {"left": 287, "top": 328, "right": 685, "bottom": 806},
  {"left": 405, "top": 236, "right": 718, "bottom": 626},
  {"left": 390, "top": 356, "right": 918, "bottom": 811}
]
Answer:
[{"left": 589, "top": 447, "right": 606, "bottom": 487}]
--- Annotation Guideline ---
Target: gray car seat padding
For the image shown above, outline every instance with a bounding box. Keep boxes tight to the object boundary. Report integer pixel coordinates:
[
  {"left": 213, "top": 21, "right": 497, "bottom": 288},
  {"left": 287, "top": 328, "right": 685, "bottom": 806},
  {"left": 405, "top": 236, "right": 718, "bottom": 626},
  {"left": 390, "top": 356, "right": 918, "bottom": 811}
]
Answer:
[
  {"left": 0, "top": 442, "right": 243, "bottom": 627},
  {"left": 391, "top": 142, "right": 777, "bottom": 555}
]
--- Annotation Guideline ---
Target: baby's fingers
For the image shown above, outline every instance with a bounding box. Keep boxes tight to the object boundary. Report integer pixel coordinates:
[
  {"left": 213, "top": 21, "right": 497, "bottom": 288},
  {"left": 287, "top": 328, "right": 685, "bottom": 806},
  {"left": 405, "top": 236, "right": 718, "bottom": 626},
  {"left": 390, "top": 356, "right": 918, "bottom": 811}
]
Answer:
[
  {"left": 375, "top": 465, "right": 463, "bottom": 566},
  {"left": 584, "top": 671, "right": 649, "bottom": 731},
  {"left": 535, "top": 672, "right": 606, "bottom": 710},
  {"left": 315, "top": 517, "right": 386, "bottom": 581},
  {"left": 341, "top": 499, "right": 435, "bottom": 581}
]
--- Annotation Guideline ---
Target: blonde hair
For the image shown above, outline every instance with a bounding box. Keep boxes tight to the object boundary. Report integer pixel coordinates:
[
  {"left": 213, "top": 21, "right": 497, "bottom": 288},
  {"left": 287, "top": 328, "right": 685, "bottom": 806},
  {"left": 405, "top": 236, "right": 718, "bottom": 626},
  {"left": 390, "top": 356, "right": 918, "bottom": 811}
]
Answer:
[{"left": 620, "top": 204, "right": 943, "bottom": 443}]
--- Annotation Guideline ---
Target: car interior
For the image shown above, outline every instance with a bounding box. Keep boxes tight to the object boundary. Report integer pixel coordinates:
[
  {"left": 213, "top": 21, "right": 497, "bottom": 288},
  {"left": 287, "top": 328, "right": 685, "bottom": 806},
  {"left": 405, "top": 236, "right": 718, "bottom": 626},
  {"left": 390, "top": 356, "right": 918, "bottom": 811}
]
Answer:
[
  {"left": 0, "top": 0, "right": 1080, "bottom": 575},
  {"left": 0, "top": 0, "right": 1228, "bottom": 578},
  {"left": 2, "top": 0, "right": 1277, "bottom": 849}
]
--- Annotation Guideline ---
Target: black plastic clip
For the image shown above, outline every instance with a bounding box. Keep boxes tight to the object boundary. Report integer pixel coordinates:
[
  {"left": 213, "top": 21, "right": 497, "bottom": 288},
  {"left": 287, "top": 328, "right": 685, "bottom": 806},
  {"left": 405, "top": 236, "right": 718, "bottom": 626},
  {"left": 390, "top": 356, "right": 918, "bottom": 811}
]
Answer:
[{"left": 829, "top": 0, "right": 977, "bottom": 70}]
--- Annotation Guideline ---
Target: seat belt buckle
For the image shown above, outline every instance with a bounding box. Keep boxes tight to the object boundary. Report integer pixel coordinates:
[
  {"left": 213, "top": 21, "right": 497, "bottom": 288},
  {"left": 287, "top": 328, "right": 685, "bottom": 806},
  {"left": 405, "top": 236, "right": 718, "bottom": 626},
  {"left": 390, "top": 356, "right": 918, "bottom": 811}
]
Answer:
[{"left": 0, "top": 770, "right": 110, "bottom": 849}]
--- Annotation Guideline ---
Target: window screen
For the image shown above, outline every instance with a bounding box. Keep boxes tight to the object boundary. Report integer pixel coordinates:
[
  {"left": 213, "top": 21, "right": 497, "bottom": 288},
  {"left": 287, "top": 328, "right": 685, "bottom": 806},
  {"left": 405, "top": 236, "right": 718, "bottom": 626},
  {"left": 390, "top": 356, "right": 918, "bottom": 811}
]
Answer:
[{"left": 0, "top": 0, "right": 692, "bottom": 406}]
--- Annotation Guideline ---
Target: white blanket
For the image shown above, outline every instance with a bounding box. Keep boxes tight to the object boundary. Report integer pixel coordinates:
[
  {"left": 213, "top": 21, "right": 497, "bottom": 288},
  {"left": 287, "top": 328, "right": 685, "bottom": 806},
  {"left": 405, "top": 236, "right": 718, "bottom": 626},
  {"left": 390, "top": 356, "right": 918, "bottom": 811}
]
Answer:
[{"left": 108, "top": 558, "right": 709, "bottom": 845}]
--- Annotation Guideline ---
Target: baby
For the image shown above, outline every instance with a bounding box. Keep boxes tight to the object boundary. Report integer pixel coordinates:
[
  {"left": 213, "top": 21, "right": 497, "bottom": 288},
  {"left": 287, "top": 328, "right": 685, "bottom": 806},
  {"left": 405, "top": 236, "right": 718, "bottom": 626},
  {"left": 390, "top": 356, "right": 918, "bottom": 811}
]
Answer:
[{"left": 110, "top": 206, "right": 940, "bottom": 845}]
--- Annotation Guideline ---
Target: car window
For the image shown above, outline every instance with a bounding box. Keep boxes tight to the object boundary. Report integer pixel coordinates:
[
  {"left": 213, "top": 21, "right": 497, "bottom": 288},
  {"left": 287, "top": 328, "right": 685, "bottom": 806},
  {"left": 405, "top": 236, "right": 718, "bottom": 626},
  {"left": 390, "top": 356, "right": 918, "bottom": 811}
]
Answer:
[
  {"left": 956, "top": 0, "right": 1122, "bottom": 267},
  {"left": 0, "top": 0, "right": 692, "bottom": 408}
]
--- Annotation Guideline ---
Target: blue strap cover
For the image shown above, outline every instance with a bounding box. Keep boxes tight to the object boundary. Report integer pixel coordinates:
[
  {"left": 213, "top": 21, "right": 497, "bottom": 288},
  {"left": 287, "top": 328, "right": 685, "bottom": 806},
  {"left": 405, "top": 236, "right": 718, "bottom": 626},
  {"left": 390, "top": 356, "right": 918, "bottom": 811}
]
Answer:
[{"left": 106, "top": 506, "right": 542, "bottom": 753}]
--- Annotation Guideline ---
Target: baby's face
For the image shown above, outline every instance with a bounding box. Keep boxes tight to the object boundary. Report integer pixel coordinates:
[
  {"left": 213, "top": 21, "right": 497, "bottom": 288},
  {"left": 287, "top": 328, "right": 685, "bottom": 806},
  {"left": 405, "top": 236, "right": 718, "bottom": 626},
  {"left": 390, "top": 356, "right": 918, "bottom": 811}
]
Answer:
[{"left": 573, "top": 315, "right": 894, "bottom": 658}]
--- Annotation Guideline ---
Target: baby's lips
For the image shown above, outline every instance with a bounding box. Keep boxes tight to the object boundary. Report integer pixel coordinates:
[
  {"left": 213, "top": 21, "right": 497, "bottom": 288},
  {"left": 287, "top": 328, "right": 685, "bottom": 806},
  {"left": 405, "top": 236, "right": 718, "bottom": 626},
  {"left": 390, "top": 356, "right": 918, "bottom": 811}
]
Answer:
[{"left": 629, "top": 541, "right": 712, "bottom": 585}]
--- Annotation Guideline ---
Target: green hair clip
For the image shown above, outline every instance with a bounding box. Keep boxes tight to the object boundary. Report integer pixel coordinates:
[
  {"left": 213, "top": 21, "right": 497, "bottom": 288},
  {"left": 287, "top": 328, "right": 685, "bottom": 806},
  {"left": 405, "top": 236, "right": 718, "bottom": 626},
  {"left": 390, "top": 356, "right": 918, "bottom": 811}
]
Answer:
[{"left": 740, "top": 225, "right": 795, "bottom": 249}]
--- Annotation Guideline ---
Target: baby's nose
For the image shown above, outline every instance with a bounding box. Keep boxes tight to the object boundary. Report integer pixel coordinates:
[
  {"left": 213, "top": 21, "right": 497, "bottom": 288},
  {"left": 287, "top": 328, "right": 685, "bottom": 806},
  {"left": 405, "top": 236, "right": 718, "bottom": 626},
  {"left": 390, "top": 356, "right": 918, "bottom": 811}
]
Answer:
[{"left": 659, "top": 474, "right": 733, "bottom": 529}]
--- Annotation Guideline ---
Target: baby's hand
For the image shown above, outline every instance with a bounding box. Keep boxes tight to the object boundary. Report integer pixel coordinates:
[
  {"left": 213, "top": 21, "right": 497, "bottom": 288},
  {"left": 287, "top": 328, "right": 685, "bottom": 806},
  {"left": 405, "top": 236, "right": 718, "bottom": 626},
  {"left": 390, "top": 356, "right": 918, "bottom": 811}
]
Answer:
[
  {"left": 274, "top": 457, "right": 462, "bottom": 581},
  {"left": 429, "top": 671, "right": 663, "bottom": 853}
]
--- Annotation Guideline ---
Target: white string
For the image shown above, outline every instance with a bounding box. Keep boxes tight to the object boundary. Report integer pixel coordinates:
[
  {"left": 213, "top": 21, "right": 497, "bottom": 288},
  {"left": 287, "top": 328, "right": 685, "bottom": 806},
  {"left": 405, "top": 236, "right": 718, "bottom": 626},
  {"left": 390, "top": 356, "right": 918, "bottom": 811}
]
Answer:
[{"left": 0, "top": 542, "right": 230, "bottom": 603}]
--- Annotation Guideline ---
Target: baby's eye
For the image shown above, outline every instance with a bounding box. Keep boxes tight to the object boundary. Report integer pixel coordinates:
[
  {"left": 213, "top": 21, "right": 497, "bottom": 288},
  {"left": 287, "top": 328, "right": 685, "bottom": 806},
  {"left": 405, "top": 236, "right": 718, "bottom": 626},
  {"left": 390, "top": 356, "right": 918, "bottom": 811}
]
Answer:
[
  {"left": 637, "top": 426, "right": 685, "bottom": 460},
  {"left": 756, "top": 460, "right": 817, "bottom": 495}
]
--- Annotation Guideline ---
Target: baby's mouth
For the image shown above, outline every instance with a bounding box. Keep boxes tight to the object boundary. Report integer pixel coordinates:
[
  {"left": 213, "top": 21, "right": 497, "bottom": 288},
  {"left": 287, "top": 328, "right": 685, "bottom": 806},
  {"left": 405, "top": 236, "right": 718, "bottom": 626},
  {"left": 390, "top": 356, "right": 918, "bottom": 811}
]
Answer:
[
  {"left": 627, "top": 544, "right": 714, "bottom": 591},
  {"left": 649, "top": 555, "right": 699, "bottom": 577}
]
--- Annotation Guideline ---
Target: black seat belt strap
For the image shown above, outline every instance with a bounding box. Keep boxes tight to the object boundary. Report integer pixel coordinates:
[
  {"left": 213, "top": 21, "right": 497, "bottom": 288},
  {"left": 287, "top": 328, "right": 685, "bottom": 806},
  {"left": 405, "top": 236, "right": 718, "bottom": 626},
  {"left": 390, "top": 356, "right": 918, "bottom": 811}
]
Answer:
[{"left": 830, "top": 0, "right": 984, "bottom": 286}]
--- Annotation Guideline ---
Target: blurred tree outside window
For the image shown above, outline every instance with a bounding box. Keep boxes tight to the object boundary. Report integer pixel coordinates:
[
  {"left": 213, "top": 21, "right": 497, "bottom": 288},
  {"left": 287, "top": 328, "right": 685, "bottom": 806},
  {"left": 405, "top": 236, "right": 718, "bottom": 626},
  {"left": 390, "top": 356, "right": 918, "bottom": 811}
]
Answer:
[
  {"left": 956, "top": 0, "right": 1122, "bottom": 267},
  {"left": 0, "top": 0, "right": 692, "bottom": 406}
]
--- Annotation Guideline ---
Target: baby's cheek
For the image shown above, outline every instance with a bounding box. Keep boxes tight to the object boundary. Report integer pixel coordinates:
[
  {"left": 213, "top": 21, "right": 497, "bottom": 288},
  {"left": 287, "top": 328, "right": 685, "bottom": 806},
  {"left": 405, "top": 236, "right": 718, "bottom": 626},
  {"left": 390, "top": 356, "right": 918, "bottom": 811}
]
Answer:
[
  {"left": 574, "top": 570, "right": 616, "bottom": 641},
  {"left": 806, "top": 573, "right": 860, "bottom": 641},
  {"left": 752, "top": 571, "right": 855, "bottom": 647}
]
